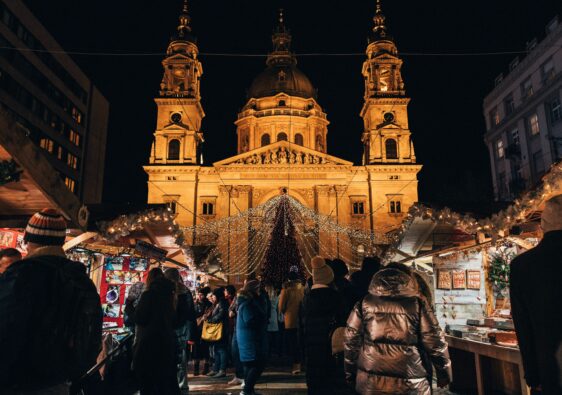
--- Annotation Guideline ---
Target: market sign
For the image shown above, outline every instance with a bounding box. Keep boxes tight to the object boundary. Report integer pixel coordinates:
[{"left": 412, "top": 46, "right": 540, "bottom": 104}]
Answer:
[{"left": 134, "top": 239, "right": 168, "bottom": 260}]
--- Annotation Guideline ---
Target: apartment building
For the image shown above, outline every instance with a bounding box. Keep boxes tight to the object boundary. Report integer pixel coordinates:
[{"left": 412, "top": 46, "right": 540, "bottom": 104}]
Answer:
[
  {"left": 0, "top": 0, "right": 108, "bottom": 204},
  {"left": 483, "top": 16, "right": 562, "bottom": 201}
]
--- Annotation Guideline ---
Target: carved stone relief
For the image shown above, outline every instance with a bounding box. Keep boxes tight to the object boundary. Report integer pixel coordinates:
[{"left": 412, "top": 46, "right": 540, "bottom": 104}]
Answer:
[{"left": 234, "top": 147, "right": 331, "bottom": 165}]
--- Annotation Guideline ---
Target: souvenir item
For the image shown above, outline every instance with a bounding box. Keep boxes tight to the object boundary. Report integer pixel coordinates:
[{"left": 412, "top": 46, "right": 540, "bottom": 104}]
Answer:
[
  {"left": 466, "top": 270, "right": 481, "bottom": 289},
  {"left": 106, "top": 285, "right": 120, "bottom": 303},
  {"left": 105, "top": 256, "right": 124, "bottom": 271},
  {"left": 452, "top": 271, "right": 467, "bottom": 289},
  {"left": 437, "top": 270, "right": 452, "bottom": 289},
  {"left": 106, "top": 271, "right": 125, "bottom": 284},
  {"left": 129, "top": 258, "right": 148, "bottom": 271},
  {"left": 103, "top": 304, "right": 121, "bottom": 318}
]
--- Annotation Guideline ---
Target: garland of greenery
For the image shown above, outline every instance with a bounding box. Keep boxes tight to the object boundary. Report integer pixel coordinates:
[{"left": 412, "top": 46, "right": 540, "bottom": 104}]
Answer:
[
  {"left": 0, "top": 160, "right": 22, "bottom": 186},
  {"left": 488, "top": 249, "right": 515, "bottom": 293}
]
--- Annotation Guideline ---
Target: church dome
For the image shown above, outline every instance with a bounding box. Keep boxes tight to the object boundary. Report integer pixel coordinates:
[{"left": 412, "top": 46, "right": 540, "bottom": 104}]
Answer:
[{"left": 248, "top": 64, "right": 317, "bottom": 99}]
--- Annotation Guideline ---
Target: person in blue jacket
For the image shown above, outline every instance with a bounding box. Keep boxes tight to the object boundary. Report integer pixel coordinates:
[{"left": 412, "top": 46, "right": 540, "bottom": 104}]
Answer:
[{"left": 236, "top": 280, "right": 268, "bottom": 395}]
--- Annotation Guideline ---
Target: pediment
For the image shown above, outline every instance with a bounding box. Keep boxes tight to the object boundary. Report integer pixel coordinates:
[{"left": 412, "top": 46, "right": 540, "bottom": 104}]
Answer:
[
  {"left": 213, "top": 141, "right": 353, "bottom": 167},
  {"left": 161, "top": 123, "right": 188, "bottom": 131}
]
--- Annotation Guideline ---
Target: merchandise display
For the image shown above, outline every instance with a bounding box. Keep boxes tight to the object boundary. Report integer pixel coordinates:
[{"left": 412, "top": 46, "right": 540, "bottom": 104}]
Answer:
[{"left": 99, "top": 256, "right": 149, "bottom": 329}]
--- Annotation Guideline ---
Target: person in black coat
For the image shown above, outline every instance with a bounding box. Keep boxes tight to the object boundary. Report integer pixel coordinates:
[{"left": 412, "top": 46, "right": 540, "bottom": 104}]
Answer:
[
  {"left": 302, "top": 257, "right": 347, "bottom": 395},
  {"left": 164, "top": 268, "right": 195, "bottom": 395},
  {"left": 0, "top": 209, "right": 102, "bottom": 394},
  {"left": 349, "top": 256, "right": 381, "bottom": 305},
  {"left": 192, "top": 287, "right": 212, "bottom": 376},
  {"left": 327, "top": 259, "right": 355, "bottom": 317},
  {"left": 130, "top": 268, "right": 179, "bottom": 395},
  {"left": 510, "top": 195, "right": 562, "bottom": 395},
  {"left": 205, "top": 287, "right": 230, "bottom": 378}
]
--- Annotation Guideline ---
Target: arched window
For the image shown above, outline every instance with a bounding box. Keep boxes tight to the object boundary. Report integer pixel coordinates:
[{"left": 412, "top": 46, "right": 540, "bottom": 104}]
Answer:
[
  {"left": 261, "top": 134, "right": 270, "bottom": 147},
  {"left": 168, "top": 139, "right": 180, "bottom": 160},
  {"left": 278, "top": 100, "right": 286, "bottom": 107},
  {"left": 294, "top": 133, "right": 304, "bottom": 146},
  {"left": 385, "top": 138, "right": 398, "bottom": 159},
  {"left": 277, "top": 132, "right": 288, "bottom": 141}
]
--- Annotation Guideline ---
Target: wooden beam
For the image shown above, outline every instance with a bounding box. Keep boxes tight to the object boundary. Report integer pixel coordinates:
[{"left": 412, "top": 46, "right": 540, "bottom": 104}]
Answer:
[
  {"left": 167, "top": 249, "right": 183, "bottom": 259},
  {"left": 143, "top": 225, "right": 159, "bottom": 246},
  {"left": 63, "top": 232, "right": 98, "bottom": 251}
]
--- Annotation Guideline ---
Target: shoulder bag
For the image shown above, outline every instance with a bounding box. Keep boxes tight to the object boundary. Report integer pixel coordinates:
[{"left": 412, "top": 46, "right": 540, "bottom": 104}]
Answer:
[{"left": 201, "top": 320, "right": 223, "bottom": 342}]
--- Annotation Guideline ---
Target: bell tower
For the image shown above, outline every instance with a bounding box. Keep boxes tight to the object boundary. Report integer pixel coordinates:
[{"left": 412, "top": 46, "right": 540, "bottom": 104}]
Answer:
[
  {"left": 361, "top": 0, "right": 416, "bottom": 165},
  {"left": 150, "top": 0, "right": 204, "bottom": 165}
]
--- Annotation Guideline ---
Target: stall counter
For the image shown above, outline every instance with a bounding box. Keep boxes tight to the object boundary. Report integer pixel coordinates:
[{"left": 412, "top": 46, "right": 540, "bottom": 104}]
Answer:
[{"left": 446, "top": 335, "right": 529, "bottom": 395}]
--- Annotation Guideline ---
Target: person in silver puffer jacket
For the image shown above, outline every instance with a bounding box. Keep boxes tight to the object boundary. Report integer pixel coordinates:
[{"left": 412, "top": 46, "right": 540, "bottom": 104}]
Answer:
[{"left": 344, "top": 267, "right": 452, "bottom": 394}]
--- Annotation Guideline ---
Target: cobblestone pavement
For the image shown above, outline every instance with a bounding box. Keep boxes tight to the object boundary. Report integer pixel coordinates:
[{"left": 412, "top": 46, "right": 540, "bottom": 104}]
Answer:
[{"left": 188, "top": 368, "right": 460, "bottom": 395}]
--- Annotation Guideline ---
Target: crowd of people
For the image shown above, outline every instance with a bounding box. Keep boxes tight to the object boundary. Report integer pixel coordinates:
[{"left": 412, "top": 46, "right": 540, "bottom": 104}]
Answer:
[{"left": 0, "top": 198, "right": 561, "bottom": 395}]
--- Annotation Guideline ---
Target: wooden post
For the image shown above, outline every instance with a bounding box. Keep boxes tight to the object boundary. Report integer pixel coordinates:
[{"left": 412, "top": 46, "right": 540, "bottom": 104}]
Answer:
[
  {"left": 474, "top": 353, "right": 485, "bottom": 395},
  {"left": 482, "top": 249, "right": 495, "bottom": 316}
]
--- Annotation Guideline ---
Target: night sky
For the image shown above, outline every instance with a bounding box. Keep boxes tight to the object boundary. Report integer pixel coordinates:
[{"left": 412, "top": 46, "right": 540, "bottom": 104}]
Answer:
[{"left": 23, "top": 0, "right": 562, "bottom": 207}]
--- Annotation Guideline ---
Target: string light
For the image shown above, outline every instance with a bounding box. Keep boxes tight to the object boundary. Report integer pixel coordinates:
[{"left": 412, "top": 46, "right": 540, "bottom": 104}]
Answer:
[{"left": 385, "top": 161, "right": 562, "bottom": 260}]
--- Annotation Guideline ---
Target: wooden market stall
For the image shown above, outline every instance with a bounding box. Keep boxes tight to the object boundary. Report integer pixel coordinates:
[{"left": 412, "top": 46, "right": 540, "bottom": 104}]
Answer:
[{"left": 384, "top": 161, "right": 562, "bottom": 394}]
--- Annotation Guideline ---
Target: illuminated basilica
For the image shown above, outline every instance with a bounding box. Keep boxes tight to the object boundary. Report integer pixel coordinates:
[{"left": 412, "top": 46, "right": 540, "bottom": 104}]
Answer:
[{"left": 145, "top": 1, "right": 421, "bottom": 269}]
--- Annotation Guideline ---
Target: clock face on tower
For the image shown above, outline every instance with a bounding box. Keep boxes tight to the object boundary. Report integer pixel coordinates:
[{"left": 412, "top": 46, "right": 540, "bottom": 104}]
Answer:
[
  {"left": 383, "top": 112, "right": 395, "bottom": 123},
  {"left": 171, "top": 112, "right": 182, "bottom": 124}
]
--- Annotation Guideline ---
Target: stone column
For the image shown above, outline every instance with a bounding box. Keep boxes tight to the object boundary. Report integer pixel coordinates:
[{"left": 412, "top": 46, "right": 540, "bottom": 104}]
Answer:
[{"left": 315, "top": 185, "right": 336, "bottom": 259}]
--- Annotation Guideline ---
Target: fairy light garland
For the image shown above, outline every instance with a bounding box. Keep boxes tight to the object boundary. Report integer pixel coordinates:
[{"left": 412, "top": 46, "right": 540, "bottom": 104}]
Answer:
[
  {"left": 385, "top": 161, "right": 562, "bottom": 260},
  {"left": 94, "top": 160, "right": 562, "bottom": 278}
]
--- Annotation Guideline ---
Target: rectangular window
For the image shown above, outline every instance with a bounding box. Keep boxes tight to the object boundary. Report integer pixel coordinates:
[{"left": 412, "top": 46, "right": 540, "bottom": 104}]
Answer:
[
  {"left": 64, "top": 177, "right": 75, "bottom": 192},
  {"left": 496, "top": 139, "right": 505, "bottom": 158},
  {"left": 504, "top": 94, "right": 515, "bottom": 115},
  {"left": 352, "top": 201, "right": 365, "bottom": 215},
  {"left": 39, "top": 137, "right": 53, "bottom": 153},
  {"left": 202, "top": 202, "right": 215, "bottom": 216},
  {"left": 542, "top": 58, "right": 555, "bottom": 82},
  {"left": 67, "top": 153, "right": 78, "bottom": 169},
  {"left": 510, "top": 129, "right": 520, "bottom": 146},
  {"left": 521, "top": 78, "right": 533, "bottom": 99},
  {"left": 69, "top": 130, "right": 80, "bottom": 146},
  {"left": 389, "top": 200, "right": 402, "bottom": 214},
  {"left": 57, "top": 146, "right": 63, "bottom": 160},
  {"left": 490, "top": 107, "right": 500, "bottom": 126},
  {"left": 550, "top": 98, "right": 562, "bottom": 123},
  {"left": 529, "top": 113, "right": 540, "bottom": 135},
  {"left": 71, "top": 107, "right": 83, "bottom": 124}
]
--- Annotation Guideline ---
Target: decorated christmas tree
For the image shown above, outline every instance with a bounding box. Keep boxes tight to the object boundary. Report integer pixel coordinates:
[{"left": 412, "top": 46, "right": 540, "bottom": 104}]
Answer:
[{"left": 261, "top": 196, "right": 306, "bottom": 289}]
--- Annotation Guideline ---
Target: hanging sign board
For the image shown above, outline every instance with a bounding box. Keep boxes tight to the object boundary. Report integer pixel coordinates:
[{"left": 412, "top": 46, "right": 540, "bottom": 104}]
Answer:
[{"left": 134, "top": 240, "right": 167, "bottom": 260}]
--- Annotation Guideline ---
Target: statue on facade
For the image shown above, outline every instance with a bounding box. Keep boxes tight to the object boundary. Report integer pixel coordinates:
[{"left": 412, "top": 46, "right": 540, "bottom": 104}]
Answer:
[{"left": 279, "top": 148, "right": 287, "bottom": 164}]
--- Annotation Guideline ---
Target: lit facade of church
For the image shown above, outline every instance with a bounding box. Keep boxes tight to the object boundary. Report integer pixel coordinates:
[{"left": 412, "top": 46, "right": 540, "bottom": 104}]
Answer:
[{"left": 144, "top": 1, "right": 421, "bottom": 267}]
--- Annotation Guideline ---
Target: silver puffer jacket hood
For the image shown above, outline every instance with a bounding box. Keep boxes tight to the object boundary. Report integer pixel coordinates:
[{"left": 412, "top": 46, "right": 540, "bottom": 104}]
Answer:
[
  {"left": 369, "top": 268, "right": 419, "bottom": 297},
  {"left": 344, "top": 268, "right": 452, "bottom": 395}
]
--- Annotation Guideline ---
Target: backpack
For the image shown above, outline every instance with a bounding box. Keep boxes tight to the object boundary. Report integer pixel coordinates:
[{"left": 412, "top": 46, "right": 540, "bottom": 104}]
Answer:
[{"left": 37, "top": 257, "right": 103, "bottom": 381}]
